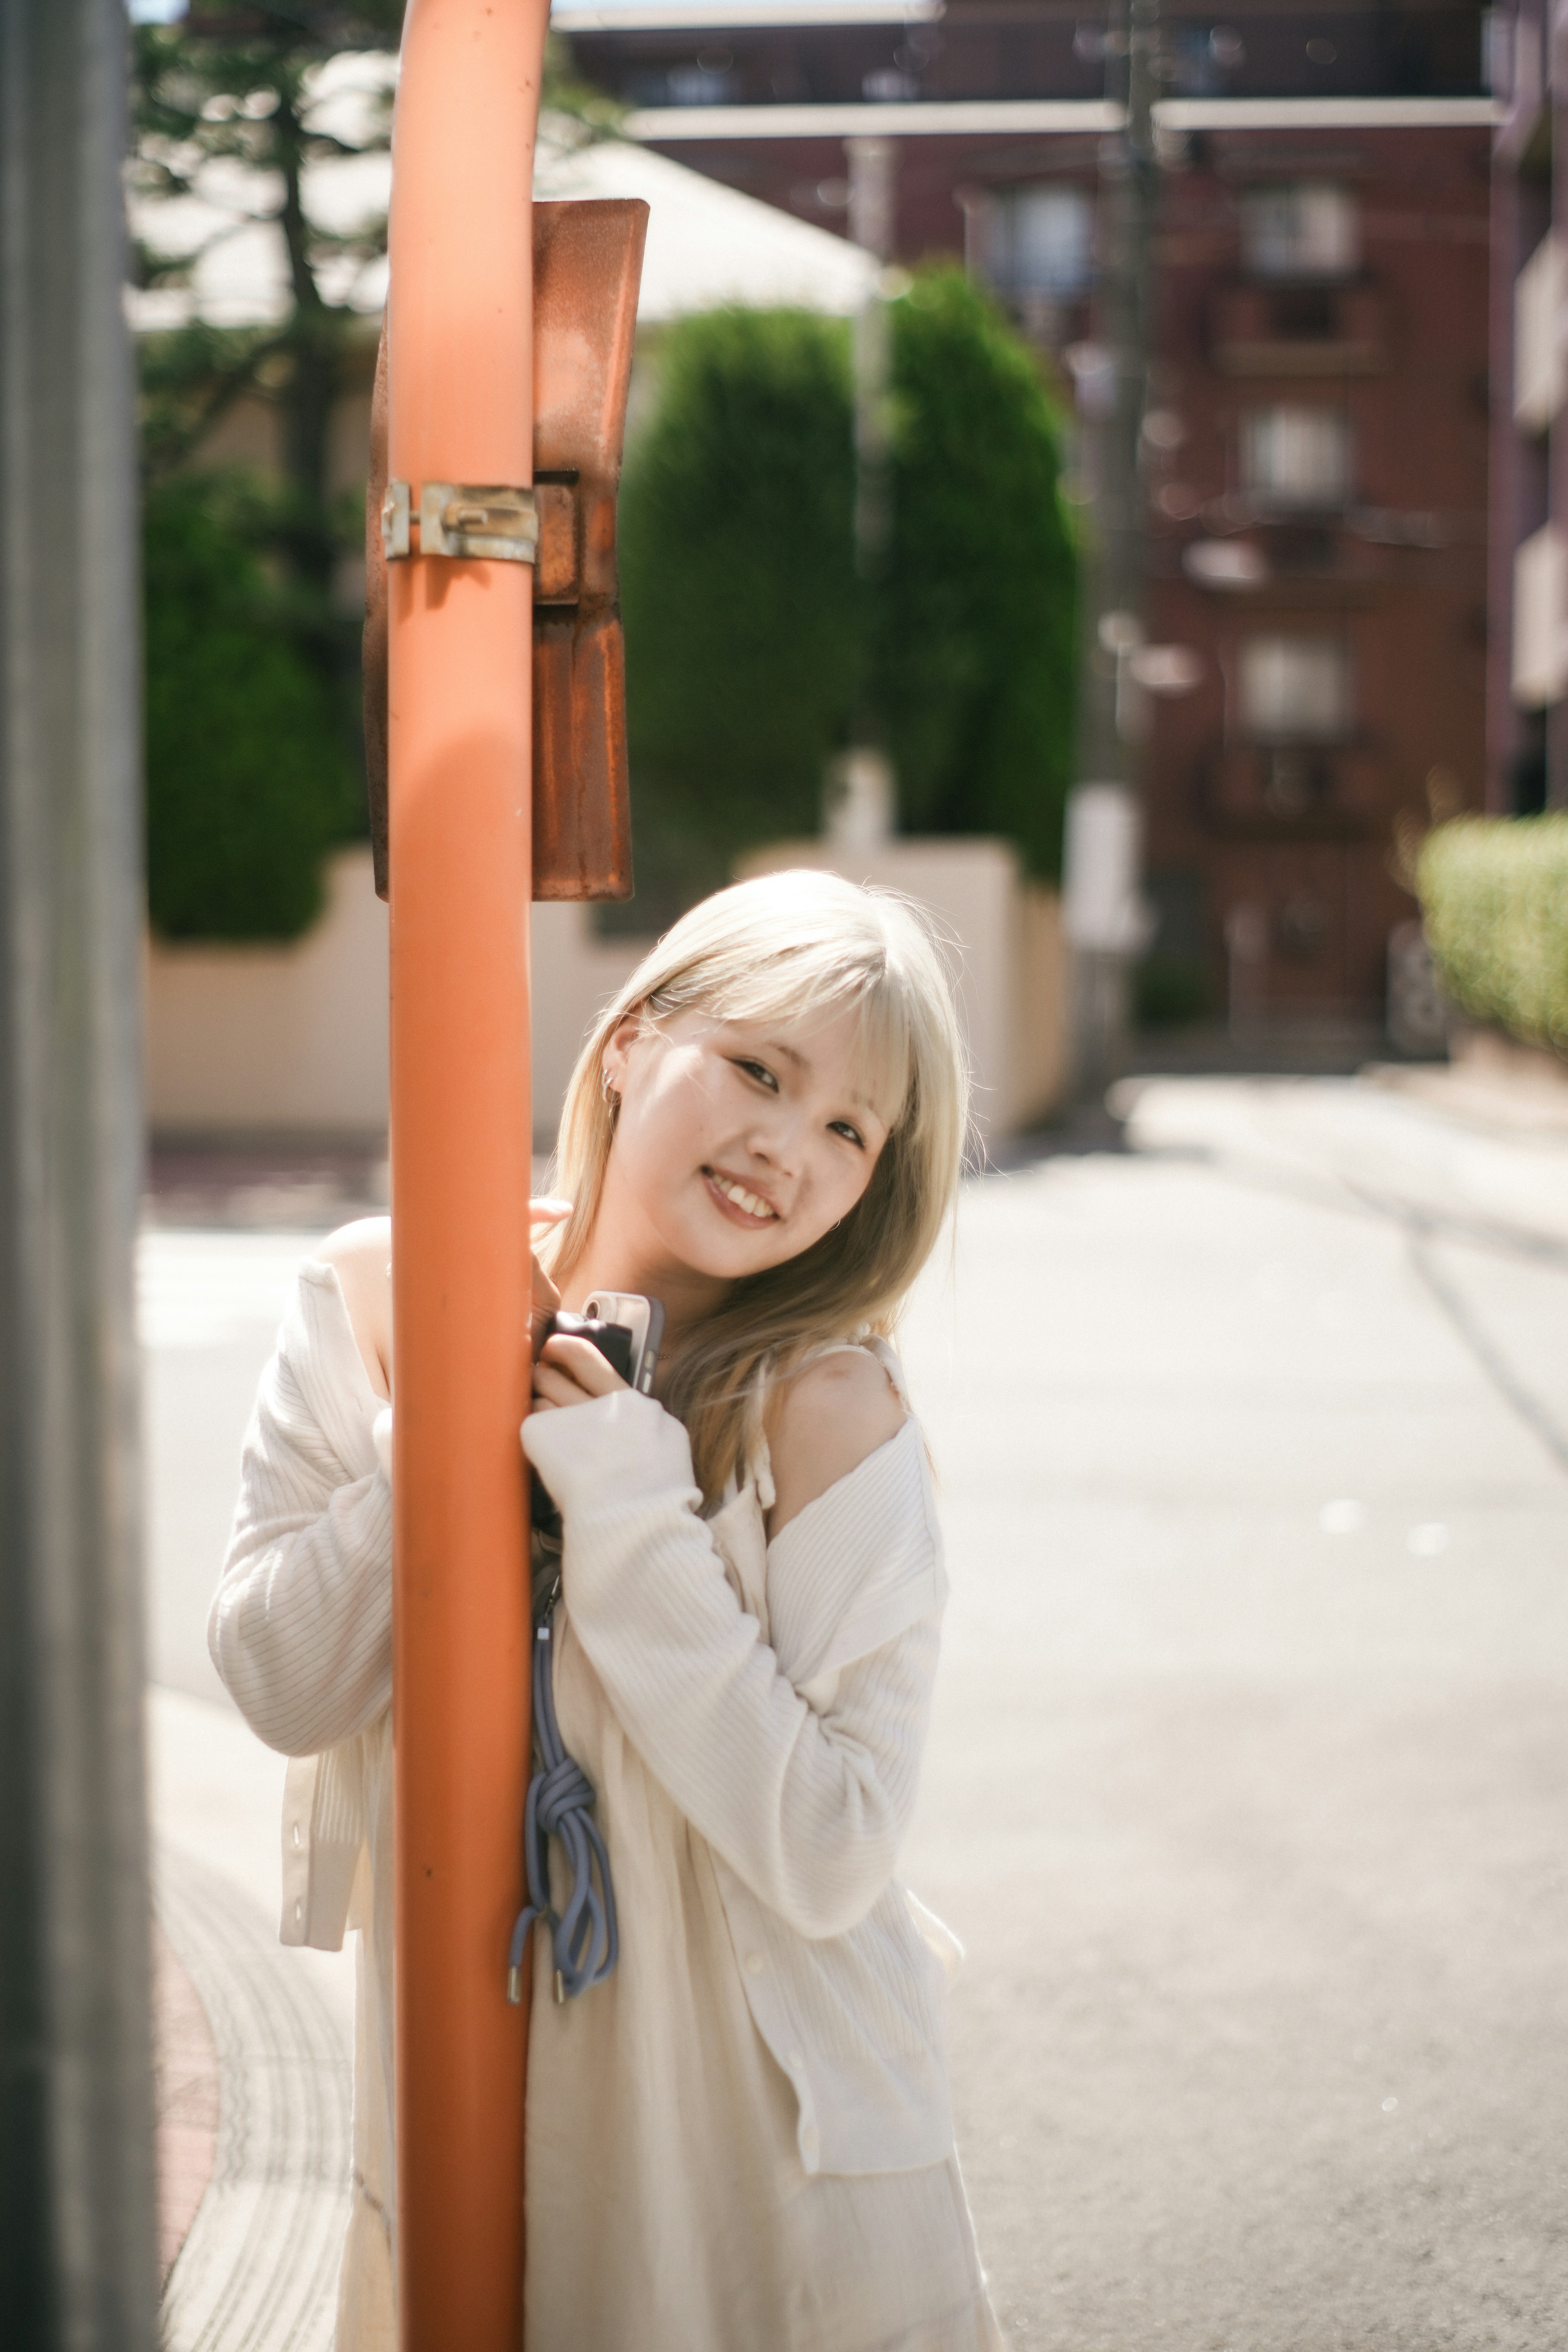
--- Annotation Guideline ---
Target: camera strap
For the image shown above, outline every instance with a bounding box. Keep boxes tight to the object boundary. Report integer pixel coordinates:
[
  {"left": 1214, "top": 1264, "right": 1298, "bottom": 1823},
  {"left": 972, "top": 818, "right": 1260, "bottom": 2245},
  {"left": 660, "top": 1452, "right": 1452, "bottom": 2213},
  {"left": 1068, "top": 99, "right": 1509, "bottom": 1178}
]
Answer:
[{"left": 505, "top": 1603, "right": 619, "bottom": 2007}]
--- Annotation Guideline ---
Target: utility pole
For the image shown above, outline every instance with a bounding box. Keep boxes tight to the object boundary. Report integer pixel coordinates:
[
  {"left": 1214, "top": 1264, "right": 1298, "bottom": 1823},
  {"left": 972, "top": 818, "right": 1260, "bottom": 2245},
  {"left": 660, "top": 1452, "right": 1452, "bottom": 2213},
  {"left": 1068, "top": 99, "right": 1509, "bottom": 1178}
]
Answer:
[
  {"left": 385, "top": 3, "right": 548, "bottom": 2341},
  {"left": 0, "top": 1, "right": 158, "bottom": 2344},
  {"left": 830, "top": 134, "right": 898, "bottom": 849},
  {"left": 1063, "top": 0, "right": 1162, "bottom": 1087}
]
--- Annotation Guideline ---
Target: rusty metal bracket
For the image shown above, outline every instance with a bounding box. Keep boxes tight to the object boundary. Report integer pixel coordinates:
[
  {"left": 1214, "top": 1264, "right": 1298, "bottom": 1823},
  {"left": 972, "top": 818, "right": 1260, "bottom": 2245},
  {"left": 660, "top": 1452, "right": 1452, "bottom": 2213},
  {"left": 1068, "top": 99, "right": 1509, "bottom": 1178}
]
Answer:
[
  {"left": 364, "top": 197, "right": 649, "bottom": 904},
  {"left": 528, "top": 199, "right": 646, "bottom": 902}
]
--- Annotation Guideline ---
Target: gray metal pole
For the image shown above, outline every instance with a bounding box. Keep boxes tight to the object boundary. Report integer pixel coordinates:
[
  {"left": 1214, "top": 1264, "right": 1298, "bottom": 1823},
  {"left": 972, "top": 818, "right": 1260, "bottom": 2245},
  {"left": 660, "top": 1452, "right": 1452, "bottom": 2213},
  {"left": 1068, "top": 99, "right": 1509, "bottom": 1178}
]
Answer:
[
  {"left": 1064, "top": 0, "right": 1160, "bottom": 1088},
  {"left": 1079, "top": 0, "right": 1159, "bottom": 791},
  {"left": 0, "top": 1, "right": 158, "bottom": 2343},
  {"left": 847, "top": 134, "right": 895, "bottom": 597}
]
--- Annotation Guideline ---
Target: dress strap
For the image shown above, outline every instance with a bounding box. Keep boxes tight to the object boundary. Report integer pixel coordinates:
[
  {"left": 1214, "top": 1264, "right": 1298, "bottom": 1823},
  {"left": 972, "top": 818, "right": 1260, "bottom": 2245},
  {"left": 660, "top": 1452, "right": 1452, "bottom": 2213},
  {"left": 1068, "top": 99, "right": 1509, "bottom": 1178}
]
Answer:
[
  {"left": 793, "top": 1334, "right": 909, "bottom": 1408},
  {"left": 744, "top": 1336, "right": 908, "bottom": 1507}
]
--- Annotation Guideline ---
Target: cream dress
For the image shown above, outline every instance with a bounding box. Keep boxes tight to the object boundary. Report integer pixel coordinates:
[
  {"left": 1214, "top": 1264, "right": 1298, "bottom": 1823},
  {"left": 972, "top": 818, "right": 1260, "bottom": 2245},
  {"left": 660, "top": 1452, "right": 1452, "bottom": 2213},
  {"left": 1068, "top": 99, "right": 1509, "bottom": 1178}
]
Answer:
[{"left": 524, "top": 1393, "right": 1004, "bottom": 2352}]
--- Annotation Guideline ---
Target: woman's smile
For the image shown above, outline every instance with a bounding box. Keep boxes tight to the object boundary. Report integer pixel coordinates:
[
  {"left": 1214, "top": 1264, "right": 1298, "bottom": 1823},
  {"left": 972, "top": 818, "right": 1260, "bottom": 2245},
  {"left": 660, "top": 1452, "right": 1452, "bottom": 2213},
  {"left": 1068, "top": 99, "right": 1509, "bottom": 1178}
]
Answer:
[{"left": 703, "top": 1166, "right": 781, "bottom": 1227}]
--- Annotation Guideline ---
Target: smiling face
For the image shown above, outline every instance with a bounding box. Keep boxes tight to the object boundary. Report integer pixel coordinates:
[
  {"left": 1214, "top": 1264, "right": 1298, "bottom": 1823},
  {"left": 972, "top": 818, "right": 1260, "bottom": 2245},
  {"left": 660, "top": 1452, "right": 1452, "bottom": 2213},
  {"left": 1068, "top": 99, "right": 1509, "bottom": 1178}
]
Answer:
[{"left": 595, "top": 1002, "right": 896, "bottom": 1295}]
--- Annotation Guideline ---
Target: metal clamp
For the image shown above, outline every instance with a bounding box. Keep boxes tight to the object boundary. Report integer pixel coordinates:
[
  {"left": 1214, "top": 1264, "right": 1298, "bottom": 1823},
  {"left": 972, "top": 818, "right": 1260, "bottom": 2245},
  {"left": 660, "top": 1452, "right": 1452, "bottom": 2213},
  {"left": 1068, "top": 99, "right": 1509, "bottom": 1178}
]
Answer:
[
  {"left": 421, "top": 481, "right": 538, "bottom": 563},
  {"left": 382, "top": 479, "right": 539, "bottom": 565}
]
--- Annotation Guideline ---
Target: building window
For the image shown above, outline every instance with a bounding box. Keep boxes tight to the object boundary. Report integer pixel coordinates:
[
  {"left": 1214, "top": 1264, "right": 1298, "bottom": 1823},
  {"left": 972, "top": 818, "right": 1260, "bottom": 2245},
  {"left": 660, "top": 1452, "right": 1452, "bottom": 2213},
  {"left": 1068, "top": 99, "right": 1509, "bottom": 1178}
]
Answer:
[
  {"left": 1240, "top": 183, "right": 1359, "bottom": 280},
  {"left": 1237, "top": 635, "right": 1352, "bottom": 740},
  {"left": 1512, "top": 525, "right": 1568, "bottom": 707},
  {"left": 969, "top": 185, "right": 1093, "bottom": 300},
  {"left": 1241, "top": 406, "right": 1352, "bottom": 510},
  {"left": 1514, "top": 234, "right": 1564, "bottom": 435},
  {"left": 665, "top": 63, "right": 733, "bottom": 105}
]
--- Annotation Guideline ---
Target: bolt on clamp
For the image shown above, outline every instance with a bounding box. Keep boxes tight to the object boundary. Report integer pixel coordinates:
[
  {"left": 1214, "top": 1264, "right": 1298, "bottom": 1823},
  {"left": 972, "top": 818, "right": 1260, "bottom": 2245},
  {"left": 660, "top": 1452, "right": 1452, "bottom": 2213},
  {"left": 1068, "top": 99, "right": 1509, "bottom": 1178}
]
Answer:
[{"left": 382, "top": 479, "right": 539, "bottom": 565}]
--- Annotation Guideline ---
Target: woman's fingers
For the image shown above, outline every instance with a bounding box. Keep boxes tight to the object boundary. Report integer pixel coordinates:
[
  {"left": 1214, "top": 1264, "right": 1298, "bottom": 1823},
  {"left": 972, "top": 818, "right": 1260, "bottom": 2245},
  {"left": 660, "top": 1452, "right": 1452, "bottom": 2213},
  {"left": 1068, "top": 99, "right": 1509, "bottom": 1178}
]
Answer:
[
  {"left": 529, "top": 1197, "right": 573, "bottom": 1225},
  {"left": 538, "top": 1333, "right": 628, "bottom": 1397},
  {"left": 531, "top": 1363, "right": 600, "bottom": 1412},
  {"left": 532, "top": 1334, "right": 629, "bottom": 1410}
]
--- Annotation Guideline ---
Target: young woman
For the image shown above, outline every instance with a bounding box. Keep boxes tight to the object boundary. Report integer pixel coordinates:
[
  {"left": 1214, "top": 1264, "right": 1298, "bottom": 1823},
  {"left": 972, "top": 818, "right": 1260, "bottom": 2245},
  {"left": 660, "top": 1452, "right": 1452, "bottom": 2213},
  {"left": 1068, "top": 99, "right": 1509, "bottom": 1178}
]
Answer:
[{"left": 211, "top": 869, "right": 1002, "bottom": 2351}]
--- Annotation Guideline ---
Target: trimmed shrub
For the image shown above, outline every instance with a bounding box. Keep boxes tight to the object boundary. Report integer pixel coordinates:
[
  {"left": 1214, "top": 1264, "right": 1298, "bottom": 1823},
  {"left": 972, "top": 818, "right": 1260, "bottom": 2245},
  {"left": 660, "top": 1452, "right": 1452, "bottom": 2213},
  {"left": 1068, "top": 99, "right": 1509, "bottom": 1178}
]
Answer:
[
  {"left": 618, "top": 309, "right": 861, "bottom": 917},
  {"left": 877, "top": 270, "right": 1078, "bottom": 880},
  {"left": 144, "top": 474, "right": 361, "bottom": 940},
  {"left": 617, "top": 277, "right": 1077, "bottom": 923},
  {"left": 1417, "top": 813, "right": 1568, "bottom": 1052},
  {"left": 1134, "top": 953, "right": 1211, "bottom": 1028}
]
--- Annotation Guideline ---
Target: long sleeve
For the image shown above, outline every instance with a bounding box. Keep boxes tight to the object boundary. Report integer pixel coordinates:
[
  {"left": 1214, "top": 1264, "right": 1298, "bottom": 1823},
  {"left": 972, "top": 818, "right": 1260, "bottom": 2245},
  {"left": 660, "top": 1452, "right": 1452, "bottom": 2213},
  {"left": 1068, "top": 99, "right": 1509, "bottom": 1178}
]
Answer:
[
  {"left": 522, "top": 1388, "right": 942, "bottom": 1942},
  {"left": 209, "top": 1269, "right": 394, "bottom": 1758}
]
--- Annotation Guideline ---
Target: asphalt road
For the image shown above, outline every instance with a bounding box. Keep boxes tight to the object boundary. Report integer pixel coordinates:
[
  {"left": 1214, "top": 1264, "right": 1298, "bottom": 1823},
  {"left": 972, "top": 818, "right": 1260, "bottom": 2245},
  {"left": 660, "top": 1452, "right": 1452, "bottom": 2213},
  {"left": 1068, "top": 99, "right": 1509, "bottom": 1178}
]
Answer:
[{"left": 143, "top": 1078, "right": 1568, "bottom": 2352}]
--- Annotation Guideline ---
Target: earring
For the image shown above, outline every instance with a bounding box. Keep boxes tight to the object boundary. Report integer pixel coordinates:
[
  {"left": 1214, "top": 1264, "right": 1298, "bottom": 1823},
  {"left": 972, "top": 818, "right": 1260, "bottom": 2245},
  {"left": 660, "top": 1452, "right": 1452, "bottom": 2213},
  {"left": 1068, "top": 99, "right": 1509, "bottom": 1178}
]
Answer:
[{"left": 600, "top": 1066, "right": 619, "bottom": 1111}]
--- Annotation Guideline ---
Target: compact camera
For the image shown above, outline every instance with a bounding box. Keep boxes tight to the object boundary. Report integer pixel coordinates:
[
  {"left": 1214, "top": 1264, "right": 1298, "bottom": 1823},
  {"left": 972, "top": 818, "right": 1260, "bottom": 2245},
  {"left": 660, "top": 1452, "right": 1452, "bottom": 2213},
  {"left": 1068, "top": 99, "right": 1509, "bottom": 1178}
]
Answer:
[
  {"left": 538, "top": 1291, "right": 665, "bottom": 1393},
  {"left": 530, "top": 1292, "right": 666, "bottom": 1538}
]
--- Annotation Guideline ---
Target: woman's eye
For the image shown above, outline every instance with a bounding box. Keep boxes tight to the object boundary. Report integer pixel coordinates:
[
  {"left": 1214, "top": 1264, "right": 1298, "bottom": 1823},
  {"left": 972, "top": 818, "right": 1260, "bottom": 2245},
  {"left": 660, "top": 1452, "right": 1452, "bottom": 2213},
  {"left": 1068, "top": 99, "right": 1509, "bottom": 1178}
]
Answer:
[
  {"left": 733, "top": 1058, "right": 778, "bottom": 1092},
  {"left": 830, "top": 1120, "right": 866, "bottom": 1149}
]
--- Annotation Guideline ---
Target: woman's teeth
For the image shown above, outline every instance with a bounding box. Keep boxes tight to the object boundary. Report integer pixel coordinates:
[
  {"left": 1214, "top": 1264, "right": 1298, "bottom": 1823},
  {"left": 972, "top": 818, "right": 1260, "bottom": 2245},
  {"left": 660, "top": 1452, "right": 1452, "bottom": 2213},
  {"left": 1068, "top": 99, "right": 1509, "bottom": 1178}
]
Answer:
[{"left": 711, "top": 1173, "right": 776, "bottom": 1221}]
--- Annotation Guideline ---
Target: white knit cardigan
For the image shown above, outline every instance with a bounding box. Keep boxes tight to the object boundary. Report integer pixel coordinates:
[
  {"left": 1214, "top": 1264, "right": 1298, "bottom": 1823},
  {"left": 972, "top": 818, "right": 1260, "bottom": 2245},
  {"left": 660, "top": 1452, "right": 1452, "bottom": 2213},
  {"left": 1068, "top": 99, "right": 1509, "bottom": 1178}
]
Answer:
[{"left": 210, "top": 1262, "right": 960, "bottom": 2195}]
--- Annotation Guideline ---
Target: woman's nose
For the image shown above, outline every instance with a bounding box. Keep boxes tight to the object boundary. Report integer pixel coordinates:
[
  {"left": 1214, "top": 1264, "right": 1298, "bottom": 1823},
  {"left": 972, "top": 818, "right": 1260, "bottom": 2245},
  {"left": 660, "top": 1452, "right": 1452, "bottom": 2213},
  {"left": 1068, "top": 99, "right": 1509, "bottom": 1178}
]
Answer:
[{"left": 746, "top": 1107, "right": 802, "bottom": 1173}]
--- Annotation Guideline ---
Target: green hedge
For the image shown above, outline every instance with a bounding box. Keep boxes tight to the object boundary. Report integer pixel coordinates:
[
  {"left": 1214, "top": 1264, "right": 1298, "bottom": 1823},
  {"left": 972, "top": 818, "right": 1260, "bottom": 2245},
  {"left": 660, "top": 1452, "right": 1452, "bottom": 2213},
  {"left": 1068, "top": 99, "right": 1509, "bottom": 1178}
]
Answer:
[
  {"left": 144, "top": 474, "right": 361, "bottom": 940},
  {"left": 1417, "top": 813, "right": 1568, "bottom": 1052},
  {"left": 875, "top": 270, "right": 1078, "bottom": 875},
  {"left": 618, "top": 275, "right": 1077, "bottom": 922},
  {"left": 618, "top": 306, "right": 861, "bottom": 916}
]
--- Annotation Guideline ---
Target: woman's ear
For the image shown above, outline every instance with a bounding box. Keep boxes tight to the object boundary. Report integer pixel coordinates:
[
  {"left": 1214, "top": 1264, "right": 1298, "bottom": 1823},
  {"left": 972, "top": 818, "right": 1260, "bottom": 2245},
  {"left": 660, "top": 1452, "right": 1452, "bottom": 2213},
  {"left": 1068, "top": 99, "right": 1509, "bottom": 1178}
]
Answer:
[{"left": 601, "top": 1008, "right": 644, "bottom": 1096}]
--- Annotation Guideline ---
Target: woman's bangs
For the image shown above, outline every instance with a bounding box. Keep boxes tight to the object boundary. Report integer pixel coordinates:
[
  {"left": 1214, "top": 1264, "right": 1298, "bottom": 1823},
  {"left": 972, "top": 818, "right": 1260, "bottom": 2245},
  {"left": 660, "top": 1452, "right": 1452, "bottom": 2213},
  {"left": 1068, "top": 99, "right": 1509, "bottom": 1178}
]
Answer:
[
  {"left": 843, "top": 975, "right": 914, "bottom": 1136},
  {"left": 678, "top": 945, "right": 914, "bottom": 1135}
]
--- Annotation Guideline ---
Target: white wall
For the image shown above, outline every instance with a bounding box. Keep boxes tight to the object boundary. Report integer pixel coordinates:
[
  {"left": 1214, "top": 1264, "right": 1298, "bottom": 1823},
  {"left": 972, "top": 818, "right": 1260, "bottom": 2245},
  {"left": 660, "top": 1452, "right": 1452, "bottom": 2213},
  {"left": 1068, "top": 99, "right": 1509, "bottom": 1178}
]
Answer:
[
  {"left": 145, "top": 849, "right": 647, "bottom": 1144},
  {"left": 146, "top": 848, "right": 391, "bottom": 1138},
  {"left": 145, "top": 840, "right": 1065, "bottom": 1147}
]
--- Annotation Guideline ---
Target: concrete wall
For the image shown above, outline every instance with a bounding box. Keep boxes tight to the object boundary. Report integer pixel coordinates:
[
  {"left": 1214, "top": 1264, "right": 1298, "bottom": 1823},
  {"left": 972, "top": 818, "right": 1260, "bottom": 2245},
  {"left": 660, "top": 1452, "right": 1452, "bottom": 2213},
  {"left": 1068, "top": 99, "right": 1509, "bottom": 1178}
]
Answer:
[
  {"left": 144, "top": 848, "right": 647, "bottom": 1145},
  {"left": 145, "top": 840, "right": 1065, "bottom": 1147},
  {"left": 146, "top": 848, "right": 391, "bottom": 1139}
]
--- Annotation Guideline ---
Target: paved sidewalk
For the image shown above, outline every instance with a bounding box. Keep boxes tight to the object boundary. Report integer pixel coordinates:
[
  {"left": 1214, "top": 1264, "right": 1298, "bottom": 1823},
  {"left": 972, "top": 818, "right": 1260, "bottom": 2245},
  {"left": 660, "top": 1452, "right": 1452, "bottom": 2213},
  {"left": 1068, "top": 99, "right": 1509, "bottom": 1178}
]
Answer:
[{"left": 148, "top": 1689, "right": 355, "bottom": 2350}]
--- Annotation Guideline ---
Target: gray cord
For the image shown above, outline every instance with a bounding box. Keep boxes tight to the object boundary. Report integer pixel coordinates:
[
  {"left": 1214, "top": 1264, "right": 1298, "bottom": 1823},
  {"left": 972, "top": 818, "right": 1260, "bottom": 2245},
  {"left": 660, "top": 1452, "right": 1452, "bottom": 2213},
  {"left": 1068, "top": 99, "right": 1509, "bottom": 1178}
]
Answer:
[{"left": 506, "top": 1617, "right": 619, "bottom": 2005}]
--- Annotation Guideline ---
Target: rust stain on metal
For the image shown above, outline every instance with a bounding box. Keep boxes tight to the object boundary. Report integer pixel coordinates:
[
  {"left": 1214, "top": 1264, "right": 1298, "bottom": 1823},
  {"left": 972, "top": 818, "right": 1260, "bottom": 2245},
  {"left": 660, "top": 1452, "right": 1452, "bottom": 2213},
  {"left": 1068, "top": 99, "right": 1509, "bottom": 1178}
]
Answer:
[
  {"left": 363, "top": 197, "right": 648, "bottom": 904},
  {"left": 532, "top": 480, "right": 578, "bottom": 604},
  {"left": 530, "top": 197, "right": 646, "bottom": 901}
]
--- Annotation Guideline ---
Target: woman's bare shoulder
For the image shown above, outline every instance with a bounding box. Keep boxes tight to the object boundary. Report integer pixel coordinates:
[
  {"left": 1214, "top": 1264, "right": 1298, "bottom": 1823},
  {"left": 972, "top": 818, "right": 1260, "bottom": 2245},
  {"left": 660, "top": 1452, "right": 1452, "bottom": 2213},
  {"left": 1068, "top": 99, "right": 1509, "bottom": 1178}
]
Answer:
[
  {"left": 316, "top": 1214, "right": 391, "bottom": 1272},
  {"left": 315, "top": 1217, "right": 392, "bottom": 1401},
  {"left": 765, "top": 1347, "right": 906, "bottom": 1538}
]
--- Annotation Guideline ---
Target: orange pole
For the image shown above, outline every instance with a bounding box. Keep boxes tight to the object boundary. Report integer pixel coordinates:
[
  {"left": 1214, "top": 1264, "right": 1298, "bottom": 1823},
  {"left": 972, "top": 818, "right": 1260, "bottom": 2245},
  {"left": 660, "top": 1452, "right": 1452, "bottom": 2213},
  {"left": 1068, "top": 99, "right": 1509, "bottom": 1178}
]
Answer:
[{"left": 386, "top": 4, "right": 548, "bottom": 2345}]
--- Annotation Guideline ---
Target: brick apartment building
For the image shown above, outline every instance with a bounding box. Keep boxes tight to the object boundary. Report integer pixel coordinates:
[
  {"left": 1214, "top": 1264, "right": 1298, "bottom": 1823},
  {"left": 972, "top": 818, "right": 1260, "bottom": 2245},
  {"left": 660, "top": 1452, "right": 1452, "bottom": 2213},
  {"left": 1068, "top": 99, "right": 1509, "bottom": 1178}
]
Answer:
[
  {"left": 1138, "top": 120, "right": 1490, "bottom": 1020},
  {"left": 562, "top": 0, "right": 1496, "bottom": 1024}
]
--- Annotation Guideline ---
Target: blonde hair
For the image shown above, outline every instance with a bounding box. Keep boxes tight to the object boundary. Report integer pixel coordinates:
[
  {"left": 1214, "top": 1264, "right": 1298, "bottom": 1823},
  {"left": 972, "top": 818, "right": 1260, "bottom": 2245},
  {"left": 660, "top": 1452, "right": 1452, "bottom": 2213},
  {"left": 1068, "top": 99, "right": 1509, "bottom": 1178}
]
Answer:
[{"left": 543, "top": 869, "right": 970, "bottom": 1502}]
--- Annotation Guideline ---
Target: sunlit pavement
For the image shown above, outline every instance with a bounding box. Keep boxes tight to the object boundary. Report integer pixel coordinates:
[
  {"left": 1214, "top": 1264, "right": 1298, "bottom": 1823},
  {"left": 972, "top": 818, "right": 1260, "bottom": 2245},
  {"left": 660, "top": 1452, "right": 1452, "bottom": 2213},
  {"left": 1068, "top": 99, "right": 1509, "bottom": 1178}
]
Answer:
[
  {"left": 144, "top": 1075, "right": 1568, "bottom": 2351},
  {"left": 142, "top": 1230, "right": 356, "bottom": 2351}
]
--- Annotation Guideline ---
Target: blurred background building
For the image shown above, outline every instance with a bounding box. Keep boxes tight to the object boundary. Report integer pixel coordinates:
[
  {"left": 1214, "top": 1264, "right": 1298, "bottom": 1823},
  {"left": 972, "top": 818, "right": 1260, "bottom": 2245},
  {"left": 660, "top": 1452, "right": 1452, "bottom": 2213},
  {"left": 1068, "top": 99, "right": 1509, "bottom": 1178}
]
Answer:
[
  {"left": 559, "top": 0, "right": 1498, "bottom": 1031},
  {"left": 132, "top": 1, "right": 1568, "bottom": 1144}
]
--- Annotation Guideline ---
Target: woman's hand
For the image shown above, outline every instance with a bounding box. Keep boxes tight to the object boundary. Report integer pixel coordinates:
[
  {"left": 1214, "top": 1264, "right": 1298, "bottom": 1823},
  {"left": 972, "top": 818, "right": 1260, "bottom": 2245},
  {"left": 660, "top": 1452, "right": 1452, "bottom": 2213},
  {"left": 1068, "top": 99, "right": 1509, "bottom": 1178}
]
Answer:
[
  {"left": 532, "top": 1332, "right": 630, "bottom": 1414},
  {"left": 528, "top": 1196, "right": 628, "bottom": 1410},
  {"left": 529, "top": 1198, "right": 572, "bottom": 1359}
]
